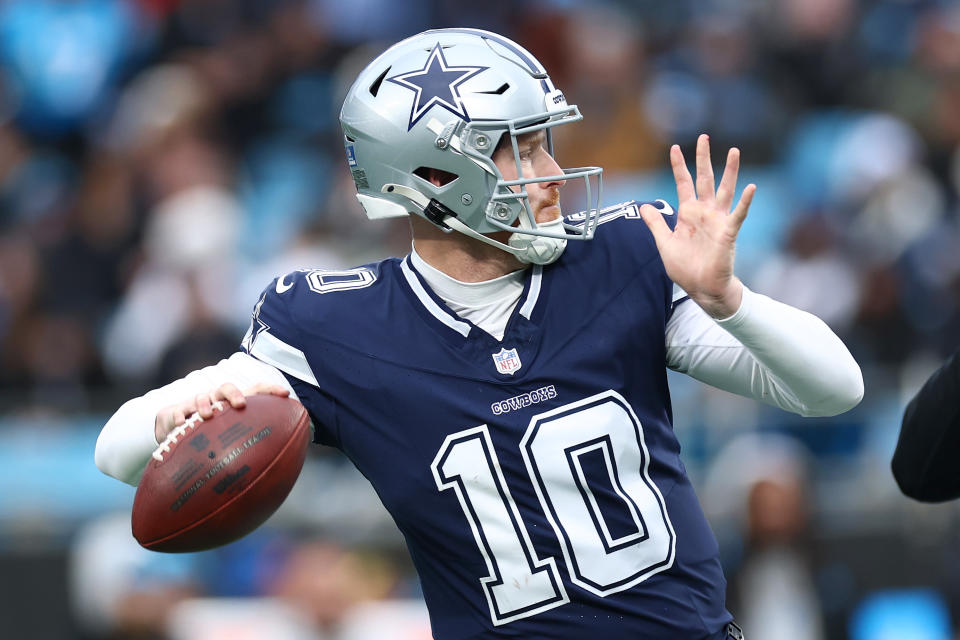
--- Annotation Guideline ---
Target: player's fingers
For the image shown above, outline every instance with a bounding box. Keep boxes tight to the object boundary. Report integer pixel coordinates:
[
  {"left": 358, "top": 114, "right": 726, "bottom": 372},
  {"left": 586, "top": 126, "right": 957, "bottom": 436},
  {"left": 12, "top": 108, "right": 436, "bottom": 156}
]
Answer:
[
  {"left": 214, "top": 383, "right": 246, "bottom": 409},
  {"left": 730, "top": 183, "right": 756, "bottom": 232},
  {"left": 638, "top": 203, "right": 673, "bottom": 250},
  {"left": 267, "top": 386, "right": 291, "bottom": 397},
  {"left": 695, "top": 134, "right": 715, "bottom": 203},
  {"left": 173, "top": 404, "right": 193, "bottom": 426},
  {"left": 716, "top": 147, "right": 740, "bottom": 212},
  {"left": 157, "top": 402, "right": 193, "bottom": 442},
  {"left": 244, "top": 382, "right": 290, "bottom": 398},
  {"left": 670, "top": 144, "right": 695, "bottom": 204},
  {"left": 196, "top": 392, "right": 214, "bottom": 419},
  {"left": 155, "top": 410, "right": 175, "bottom": 442},
  {"left": 177, "top": 400, "right": 197, "bottom": 425}
]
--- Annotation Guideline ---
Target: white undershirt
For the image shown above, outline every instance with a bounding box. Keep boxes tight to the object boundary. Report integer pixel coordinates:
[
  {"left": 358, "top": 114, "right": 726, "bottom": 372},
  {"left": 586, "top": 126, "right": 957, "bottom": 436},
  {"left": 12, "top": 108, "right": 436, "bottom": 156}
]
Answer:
[
  {"left": 409, "top": 249, "right": 524, "bottom": 341},
  {"left": 95, "top": 260, "right": 864, "bottom": 486}
]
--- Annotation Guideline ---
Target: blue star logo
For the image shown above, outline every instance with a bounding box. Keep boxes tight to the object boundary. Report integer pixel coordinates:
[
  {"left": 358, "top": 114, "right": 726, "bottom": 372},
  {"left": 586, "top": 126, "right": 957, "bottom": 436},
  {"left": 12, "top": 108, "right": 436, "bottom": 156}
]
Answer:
[
  {"left": 388, "top": 43, "right": 488, "bottom": 131},
  {"left": 241, "top": 291, "right": 270, "bottom": 352}
]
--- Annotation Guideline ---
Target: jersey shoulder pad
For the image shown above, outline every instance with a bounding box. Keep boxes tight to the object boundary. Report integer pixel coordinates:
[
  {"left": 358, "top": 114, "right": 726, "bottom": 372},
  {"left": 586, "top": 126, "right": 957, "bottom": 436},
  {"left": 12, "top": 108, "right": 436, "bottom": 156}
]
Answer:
[
  {"left": 280, "top": 264, "right": 380, "bottom": 297},
  {"left": 261, "top": 262, "right": 383, "bottom": 323},
  {"left": 649, "top": 199, "right": 678, "bottom": 230},
  {"left": 240, "top": 262, "right": 386, "bottom": 379},
  {"left": 567, "top": 199, "right": 679, "bottom": 313},
  {"left": 566, "top": 199, "right": 676, "bottom": 231},
  {"left": 572, "top": 199, "right": 677, "bottom": 268}
]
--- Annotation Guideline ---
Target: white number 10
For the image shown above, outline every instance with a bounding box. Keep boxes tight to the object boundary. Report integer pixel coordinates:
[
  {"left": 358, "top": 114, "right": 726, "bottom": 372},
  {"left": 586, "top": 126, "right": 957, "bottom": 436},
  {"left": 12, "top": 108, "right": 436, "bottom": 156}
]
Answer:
[{"left": 431, "top": 390, "right": 676, "bottom": 626}]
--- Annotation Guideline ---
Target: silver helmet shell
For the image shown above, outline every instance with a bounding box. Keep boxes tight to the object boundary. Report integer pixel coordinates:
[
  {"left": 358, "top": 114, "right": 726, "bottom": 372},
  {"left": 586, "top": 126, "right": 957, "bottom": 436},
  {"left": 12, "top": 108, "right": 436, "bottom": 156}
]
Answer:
[{"left": 339, "top": 28, "right": 603, "bottom": 264}]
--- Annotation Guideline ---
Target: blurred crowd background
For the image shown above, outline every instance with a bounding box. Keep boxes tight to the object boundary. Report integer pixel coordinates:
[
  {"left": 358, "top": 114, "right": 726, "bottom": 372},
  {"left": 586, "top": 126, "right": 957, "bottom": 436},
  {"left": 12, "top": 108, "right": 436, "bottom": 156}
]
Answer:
[{"left": 2, "top": 0, "right": 960, "bottom": 638}]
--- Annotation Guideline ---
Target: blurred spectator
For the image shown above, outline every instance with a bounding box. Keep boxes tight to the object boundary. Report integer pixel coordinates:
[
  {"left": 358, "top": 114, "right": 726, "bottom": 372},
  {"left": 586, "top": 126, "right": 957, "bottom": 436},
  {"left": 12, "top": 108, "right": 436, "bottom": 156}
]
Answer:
[
  {"left": 167, "top": 597, "right": 322, "bottom": 640},
  {"left": 101, "top": 131, "right": 242, "bottom": 383},
  {"left": 105, "top": 63, "right": 210, "bottom": 153},
  {"left": 752, "top": 214, "right": 861, "bottom": 335},
  {"left": 705, "top": 433, "right": 825, "bottom": 640},
  {"left": 164, "top": 536, "right": 424, "bottom": 640},
  {"left": 70, "top": 512, "right": 204, "bottom": 639},
  {"left": 0, "top": 231, "right": 40, "bottom": 388},
  {"left": 543, "top": 5, "right": 663, "bottom": 171},
  {"left": 760, "top": 0, "right": 860, "bottom": 110},
  {"left": 337, "top": 599, "right": 432, "bottom": 640},
  {"left": 266, "top": 540, "right": 398, "bottom": 633}
]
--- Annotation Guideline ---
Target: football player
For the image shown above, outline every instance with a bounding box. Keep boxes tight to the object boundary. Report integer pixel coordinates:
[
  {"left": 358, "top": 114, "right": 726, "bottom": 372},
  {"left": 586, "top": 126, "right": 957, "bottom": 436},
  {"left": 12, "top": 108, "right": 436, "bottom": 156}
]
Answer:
[
  {"left": 892, "top": 348, "right": 960, "bottom": 502},
  {"left": 96, "top": 29, "right": 863, "bottom": 639}
]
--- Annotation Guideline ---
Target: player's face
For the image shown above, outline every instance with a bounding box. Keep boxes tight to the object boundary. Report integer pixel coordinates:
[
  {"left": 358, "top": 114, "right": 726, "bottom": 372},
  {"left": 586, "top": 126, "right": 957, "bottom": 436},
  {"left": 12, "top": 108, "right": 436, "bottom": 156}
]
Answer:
[{"left": 492, "top": 131, "right": 566, "bottom": 224}]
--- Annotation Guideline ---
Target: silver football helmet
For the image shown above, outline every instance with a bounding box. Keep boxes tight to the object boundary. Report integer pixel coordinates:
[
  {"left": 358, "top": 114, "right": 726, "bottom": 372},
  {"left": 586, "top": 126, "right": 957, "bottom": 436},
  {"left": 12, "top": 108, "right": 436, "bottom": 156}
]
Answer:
[{"left": 339, "top": 28, "right": 603, "bottom": 265}]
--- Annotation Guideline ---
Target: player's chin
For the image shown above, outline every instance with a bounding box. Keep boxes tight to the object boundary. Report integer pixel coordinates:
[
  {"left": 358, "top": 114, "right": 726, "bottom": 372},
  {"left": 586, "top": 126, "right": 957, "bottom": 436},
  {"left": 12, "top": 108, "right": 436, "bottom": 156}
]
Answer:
[{"left": 535, "top": 205, "right": 563, "bottom": 224}]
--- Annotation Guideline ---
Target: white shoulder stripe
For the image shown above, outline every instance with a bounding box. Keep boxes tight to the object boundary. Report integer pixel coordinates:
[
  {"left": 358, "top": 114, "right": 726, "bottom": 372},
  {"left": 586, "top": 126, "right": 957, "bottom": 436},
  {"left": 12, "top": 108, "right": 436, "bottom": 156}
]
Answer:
[
  {"left": 249, "top": 331, "right": 320, "bottom": 387},
  {"left": 401, "top": 259, "right": 472, "bottom": 338},
  {"left": 518, "top": 265, "right": 542, "bottom": 320}
]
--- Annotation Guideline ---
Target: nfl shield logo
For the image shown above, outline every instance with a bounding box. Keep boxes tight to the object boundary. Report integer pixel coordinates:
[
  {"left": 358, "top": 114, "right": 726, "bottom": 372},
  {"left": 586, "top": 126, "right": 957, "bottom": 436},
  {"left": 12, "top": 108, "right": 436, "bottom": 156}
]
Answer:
[{"left": 492, "top": 347, "right": 522, "bottom": 375}]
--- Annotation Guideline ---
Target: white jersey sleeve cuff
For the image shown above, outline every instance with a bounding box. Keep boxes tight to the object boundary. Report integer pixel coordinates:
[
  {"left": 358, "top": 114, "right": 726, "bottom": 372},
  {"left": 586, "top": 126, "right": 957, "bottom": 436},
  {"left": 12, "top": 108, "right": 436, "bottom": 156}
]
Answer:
[
  {"left": 666, "top": 285, "right": 863, "bottom": 417},
  {"left": 94, "top": 352, "right": 298, "bottom": 486}
]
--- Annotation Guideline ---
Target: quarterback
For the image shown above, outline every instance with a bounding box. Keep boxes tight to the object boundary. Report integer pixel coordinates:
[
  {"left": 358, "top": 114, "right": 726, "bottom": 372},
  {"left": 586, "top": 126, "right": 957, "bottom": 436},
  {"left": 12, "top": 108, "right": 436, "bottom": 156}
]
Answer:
[{"left": 96, "top": 29, "right": 863, "bottom": 639}]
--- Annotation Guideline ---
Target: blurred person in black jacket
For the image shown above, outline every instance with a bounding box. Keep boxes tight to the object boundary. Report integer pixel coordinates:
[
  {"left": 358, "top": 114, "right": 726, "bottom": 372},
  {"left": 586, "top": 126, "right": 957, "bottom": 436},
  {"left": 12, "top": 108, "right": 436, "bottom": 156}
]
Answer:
[{"left": 892, "top": 349, "right": 960, "bottom": 502}]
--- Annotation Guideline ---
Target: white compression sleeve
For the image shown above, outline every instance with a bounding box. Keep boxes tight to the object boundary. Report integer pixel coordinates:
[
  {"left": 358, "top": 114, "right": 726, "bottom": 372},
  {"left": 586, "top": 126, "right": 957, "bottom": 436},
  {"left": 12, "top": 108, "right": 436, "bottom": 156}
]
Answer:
[
  {"left": 665, "top": 286, "right": 863, "bottom": 417},
  {"left": 94, "top": 352, "right": 298, "bottom": 486}
]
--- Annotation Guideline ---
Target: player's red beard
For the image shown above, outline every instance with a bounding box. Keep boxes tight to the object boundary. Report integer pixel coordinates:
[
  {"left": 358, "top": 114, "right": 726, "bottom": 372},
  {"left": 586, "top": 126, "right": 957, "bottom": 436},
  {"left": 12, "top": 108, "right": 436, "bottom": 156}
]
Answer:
[{"left": 536, "top": 189, "right": 562, "bottom": 222}]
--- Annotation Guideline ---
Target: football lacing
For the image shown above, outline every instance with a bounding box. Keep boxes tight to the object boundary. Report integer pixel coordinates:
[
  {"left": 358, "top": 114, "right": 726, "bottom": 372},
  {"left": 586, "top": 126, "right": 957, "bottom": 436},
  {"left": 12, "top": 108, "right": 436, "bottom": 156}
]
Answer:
[{"left": 152, "top": 401, "right": 224, "bottom": 462}]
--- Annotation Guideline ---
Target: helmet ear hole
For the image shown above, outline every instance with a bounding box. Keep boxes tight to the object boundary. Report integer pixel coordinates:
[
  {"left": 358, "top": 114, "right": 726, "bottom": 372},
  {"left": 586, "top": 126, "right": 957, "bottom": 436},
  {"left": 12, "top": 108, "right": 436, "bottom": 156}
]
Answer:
[{"left": 414, "top": 167, "right": 459, "bottom": 187}]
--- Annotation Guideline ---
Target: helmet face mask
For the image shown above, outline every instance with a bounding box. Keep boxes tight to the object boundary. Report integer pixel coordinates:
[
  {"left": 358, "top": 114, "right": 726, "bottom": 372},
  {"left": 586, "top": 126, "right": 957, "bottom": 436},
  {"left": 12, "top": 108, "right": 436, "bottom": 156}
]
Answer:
[{"left": 340, "top": 28, "right": 604, "bottom": 264}]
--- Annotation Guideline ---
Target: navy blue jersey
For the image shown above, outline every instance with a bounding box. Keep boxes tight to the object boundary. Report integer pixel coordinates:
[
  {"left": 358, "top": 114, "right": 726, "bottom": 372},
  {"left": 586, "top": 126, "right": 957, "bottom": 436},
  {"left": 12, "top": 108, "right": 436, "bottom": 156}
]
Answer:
[{"left": 242, "top": 201, "right": 732, "bottom": 639}]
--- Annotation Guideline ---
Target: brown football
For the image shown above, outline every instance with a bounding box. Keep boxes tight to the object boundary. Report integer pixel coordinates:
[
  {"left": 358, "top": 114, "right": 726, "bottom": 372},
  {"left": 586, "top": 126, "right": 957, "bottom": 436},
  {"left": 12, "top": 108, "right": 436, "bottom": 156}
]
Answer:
[{"left": 132, "top": 395, "right": 310, "bottom": 552}]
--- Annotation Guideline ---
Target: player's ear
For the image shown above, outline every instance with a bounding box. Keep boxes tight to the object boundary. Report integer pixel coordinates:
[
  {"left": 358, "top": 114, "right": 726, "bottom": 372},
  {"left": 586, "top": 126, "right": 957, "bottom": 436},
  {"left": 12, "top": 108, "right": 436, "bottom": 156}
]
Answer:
[{"left": 414, "top": 167, "right": 458, "bottom": 187}]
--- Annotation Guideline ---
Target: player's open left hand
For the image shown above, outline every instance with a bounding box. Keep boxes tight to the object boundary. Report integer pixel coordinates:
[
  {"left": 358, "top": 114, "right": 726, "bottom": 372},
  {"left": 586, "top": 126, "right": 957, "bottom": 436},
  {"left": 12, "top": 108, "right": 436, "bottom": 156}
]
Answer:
[
  {"left": 154, "top": 382, "right": 290, "bottom": 444},
  {"left": 639, "top": 133, "right": 757, "bottom": 319}
]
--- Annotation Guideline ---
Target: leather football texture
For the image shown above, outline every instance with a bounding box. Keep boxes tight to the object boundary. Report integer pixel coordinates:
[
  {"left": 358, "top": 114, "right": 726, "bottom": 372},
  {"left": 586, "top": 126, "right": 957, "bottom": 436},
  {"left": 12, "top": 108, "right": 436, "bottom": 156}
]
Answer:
[{"left": 132, "top": 395, "right": 310, "bottom": 552}]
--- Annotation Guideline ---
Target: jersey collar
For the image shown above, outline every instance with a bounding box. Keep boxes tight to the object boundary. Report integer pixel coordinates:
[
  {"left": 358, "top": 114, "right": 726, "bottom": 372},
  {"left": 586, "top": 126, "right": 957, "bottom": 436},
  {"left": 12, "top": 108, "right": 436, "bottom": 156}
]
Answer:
[
  {"left": 399, "top": 255, "right": 544, "bottom": 341},
  {"left": 409, "top": 248, "right": 526, "bottom": 308}
]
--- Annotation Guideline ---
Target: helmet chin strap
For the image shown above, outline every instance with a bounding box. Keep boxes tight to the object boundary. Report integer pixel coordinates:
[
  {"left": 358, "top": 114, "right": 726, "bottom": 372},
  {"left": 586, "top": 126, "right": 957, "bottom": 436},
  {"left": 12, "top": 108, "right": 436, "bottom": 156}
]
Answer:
[
  {"left": 383, "top": 183, "right": 568, "bottom": 265},
  {"left": 444, "top": 216, "right": 566, "bottom": 265},
  {"left": 507, "top": 216, "right": 567, "bottom": 264}
]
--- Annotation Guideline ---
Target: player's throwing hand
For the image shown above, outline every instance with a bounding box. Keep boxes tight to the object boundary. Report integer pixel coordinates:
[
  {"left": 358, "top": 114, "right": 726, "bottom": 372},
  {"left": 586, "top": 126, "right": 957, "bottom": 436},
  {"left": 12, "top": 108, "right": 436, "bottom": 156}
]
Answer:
[
  {"left": 153, "top": 382, "right": 290, "bottom": 443},
  {"left": 639, "top": 133, "right": 757, "bottom": 319}
]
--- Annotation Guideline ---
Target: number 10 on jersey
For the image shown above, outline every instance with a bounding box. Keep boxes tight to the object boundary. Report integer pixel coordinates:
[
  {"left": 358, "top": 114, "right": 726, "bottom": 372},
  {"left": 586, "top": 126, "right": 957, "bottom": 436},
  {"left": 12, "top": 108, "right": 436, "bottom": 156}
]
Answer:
[{"left": 431, "top": 390, "right": 676, "bottom": 626}]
